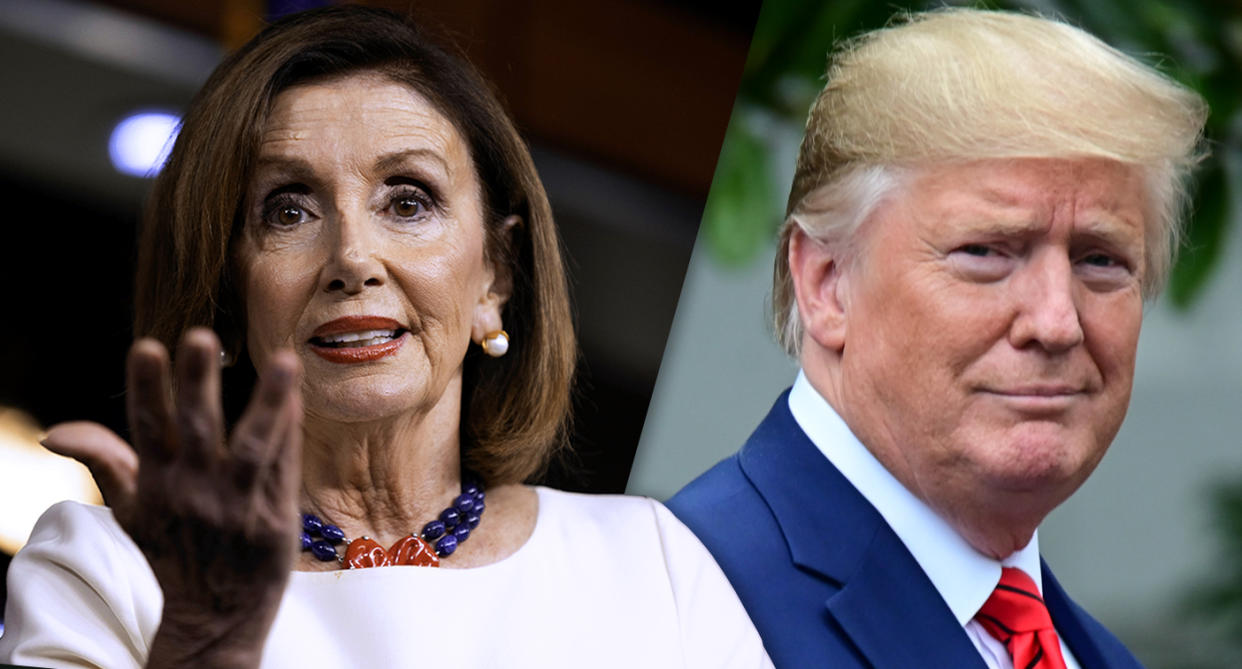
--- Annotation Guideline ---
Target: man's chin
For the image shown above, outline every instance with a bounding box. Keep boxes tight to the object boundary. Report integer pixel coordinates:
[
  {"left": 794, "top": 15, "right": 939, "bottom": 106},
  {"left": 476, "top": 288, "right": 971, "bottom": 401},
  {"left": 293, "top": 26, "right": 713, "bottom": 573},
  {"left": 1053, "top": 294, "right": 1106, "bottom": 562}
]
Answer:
[{"left": 962, "top": 428, "right": 1102, "bottom": 495}]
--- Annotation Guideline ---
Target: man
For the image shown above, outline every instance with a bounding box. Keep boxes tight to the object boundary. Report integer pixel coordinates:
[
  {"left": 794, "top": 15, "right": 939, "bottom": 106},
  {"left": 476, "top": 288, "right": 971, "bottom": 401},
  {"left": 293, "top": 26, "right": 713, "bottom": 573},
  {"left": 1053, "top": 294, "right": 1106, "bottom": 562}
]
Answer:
[{"left": 667, "top": 9, "right": 1206, "bottom": 669}]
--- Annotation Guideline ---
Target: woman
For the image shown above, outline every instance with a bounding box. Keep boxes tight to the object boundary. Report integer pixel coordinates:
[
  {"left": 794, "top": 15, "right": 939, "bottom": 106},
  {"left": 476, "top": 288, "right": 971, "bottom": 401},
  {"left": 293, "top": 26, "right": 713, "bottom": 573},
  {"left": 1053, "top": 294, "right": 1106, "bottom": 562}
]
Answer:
[{"left": 0, "top": 7, "right": 770, "bottom": 668}]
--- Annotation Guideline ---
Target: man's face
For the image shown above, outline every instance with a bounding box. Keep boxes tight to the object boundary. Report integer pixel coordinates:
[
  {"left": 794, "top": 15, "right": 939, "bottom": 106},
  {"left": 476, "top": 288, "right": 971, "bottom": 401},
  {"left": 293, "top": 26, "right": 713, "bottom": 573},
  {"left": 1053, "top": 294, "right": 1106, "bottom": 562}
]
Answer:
[{"left": 829, "top": 158, "right": 1146, "bottom": 554}]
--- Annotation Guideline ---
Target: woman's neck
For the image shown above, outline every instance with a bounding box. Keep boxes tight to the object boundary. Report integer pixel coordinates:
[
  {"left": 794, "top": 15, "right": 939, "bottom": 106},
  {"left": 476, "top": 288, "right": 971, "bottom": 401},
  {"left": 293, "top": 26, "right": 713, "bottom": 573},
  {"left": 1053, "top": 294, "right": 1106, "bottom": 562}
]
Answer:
[{"left": 299, "top": 393, "right": 463, "bottom": 547}]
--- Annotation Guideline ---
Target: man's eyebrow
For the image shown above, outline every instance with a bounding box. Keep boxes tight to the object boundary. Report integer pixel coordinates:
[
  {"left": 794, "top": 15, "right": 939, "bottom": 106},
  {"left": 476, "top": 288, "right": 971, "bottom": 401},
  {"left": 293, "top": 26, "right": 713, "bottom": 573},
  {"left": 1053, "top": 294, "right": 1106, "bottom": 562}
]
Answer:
[{"left": 1074, "top": 214, "right": 1145, "bottom": 248}]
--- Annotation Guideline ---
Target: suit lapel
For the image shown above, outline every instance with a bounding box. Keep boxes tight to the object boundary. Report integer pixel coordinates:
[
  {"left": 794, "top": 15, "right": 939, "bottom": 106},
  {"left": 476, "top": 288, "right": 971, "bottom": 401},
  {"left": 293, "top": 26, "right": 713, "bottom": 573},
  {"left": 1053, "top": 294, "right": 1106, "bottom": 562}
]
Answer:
[
  {"left": 828, "top": 527, "right": 988, "bottom": 667},
  {"left": 738, "top": 393, "right": 986, "bottom": 668}
]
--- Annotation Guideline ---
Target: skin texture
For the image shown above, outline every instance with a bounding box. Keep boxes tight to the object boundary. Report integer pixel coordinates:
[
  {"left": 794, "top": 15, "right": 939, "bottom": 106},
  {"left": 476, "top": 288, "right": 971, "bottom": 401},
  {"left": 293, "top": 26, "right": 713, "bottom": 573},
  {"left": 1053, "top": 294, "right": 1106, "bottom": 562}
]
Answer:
[
  {"left": 792, "top": 158, "right": 1146, "bottom": 559},
  {"left": 41, "top": 74, "right": 536, "bottom": 668},
  {"left": 237, "top": 75, "right": 534, "bottom": 567}
]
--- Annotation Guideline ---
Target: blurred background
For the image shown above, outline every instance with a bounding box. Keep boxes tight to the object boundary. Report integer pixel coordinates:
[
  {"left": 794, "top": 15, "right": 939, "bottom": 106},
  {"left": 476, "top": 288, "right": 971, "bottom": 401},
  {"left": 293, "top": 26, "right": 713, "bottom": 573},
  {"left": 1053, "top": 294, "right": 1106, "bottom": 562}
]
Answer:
[
  {"left": 629, "top": 0, "right": 1242, "bottom": 667},
  {"left": 0, "top": 0, "right": 760, "bottom": 633}
]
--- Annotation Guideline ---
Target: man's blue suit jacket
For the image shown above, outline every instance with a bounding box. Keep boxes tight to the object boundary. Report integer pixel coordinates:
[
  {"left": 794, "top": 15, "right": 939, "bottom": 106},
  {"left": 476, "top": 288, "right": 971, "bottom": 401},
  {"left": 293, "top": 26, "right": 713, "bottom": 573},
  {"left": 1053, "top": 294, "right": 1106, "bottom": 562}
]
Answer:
[{"left": 667, "top": 391, "right": 1144, "bottom": 669}]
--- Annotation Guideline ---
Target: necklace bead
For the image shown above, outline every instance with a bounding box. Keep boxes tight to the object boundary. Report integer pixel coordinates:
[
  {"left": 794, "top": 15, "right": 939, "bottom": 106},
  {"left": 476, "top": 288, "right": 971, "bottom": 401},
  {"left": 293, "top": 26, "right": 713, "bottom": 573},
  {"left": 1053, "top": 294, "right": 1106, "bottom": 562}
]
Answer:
[
  {"left": 309, "top": 540, "right": 338, "bottom": 562},
  {"left": 422, "top": 520, "right": 447, "bottom": 541},
  {"left": 434, "top": 533, "right": 458, "bottom": 557},
  {"left": 301, "top": 478, "right": 484, "bottom": 568}
]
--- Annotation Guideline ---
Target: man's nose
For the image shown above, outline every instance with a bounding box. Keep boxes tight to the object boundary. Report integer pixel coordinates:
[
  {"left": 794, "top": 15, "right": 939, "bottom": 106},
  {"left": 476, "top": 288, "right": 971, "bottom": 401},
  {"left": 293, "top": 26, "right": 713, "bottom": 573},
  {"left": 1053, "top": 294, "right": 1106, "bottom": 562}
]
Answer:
[
  {"left": 1008, "top": 249, "right": 1084, "bottom": 353},
  {"left": 320, "top": 209, "right": 385, "bottom": 295}
]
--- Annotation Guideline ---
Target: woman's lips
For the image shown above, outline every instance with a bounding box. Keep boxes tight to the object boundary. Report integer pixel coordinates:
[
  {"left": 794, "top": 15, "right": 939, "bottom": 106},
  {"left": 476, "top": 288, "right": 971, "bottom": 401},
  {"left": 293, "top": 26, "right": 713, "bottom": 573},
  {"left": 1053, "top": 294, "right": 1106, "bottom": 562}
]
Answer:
[
  {"left": 311, "top": 316, "right": 403, "bottom": 338},
  {"left": 308, "top": 316, "right": 409, "bottom": 364}
]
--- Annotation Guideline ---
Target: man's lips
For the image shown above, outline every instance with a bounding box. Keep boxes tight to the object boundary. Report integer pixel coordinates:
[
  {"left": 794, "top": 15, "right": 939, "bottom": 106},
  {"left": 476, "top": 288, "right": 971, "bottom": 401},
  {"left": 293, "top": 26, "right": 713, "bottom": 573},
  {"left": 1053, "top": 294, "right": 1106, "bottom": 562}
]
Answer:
[
  {"left": 978, "top": 385, "right": 1088, "bottom": 412},
  {"left": 983, "top": 385, "right": 1084, "bottom": 397}
]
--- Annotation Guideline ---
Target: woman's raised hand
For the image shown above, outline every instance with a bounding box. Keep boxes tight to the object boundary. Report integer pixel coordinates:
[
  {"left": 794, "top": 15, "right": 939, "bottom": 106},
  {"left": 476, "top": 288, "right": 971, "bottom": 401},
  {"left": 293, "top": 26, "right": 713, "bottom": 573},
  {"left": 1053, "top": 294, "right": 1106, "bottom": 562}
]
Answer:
[{"left": 42, "top": 328, "right": 302, "bottom": 668}]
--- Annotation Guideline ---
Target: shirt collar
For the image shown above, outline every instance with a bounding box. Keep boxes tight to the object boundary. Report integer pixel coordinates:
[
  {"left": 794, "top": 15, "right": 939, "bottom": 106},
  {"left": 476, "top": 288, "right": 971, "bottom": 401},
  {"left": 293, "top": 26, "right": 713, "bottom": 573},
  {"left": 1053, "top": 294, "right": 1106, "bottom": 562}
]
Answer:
[{"left": 788, "top": 370, "right": 1043, "bottom": 626}]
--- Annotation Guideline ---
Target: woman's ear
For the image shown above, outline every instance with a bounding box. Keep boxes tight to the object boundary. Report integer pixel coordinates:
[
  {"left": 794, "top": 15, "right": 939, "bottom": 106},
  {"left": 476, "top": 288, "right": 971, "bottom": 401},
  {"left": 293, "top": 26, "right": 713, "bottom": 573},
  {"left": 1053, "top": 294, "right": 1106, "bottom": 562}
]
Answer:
[
  {"left": 788, "top": 226, "right": 849, "bottom": 353},
  {"left": 472, "top": 215, "right": 521, "bottom": 342}
]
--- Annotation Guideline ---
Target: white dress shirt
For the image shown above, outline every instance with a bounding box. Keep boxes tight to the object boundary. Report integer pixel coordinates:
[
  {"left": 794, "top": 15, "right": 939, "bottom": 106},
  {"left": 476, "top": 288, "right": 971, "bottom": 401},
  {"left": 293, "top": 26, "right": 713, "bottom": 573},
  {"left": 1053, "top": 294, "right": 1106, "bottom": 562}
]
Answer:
[{"left": 788, "top": 371, "right": 1082, "bottom": 669}]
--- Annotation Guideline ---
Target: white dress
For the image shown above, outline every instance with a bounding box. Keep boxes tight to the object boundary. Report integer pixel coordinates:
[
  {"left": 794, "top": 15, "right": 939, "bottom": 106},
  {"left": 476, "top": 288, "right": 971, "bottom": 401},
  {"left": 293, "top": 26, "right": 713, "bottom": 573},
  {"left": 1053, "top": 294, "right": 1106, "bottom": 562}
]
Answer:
[{"left": 0, "top": 487, "right": 772, "bottom": 668}]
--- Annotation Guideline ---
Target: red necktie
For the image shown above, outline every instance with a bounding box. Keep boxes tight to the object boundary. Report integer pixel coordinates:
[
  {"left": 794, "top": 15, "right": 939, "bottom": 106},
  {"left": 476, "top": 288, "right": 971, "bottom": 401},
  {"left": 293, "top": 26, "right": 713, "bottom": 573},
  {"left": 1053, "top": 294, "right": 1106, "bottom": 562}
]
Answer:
[{"left": 975, "top": 567, "right": 1069, "bottom": 669}]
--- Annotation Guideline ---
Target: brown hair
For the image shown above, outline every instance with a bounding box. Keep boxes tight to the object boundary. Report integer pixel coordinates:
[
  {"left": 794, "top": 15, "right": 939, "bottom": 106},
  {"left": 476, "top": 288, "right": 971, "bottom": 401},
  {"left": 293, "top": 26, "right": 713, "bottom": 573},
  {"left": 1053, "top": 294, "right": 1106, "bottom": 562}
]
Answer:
[{"left": 134, "top": 5, "right": 575, "bottom": 485}]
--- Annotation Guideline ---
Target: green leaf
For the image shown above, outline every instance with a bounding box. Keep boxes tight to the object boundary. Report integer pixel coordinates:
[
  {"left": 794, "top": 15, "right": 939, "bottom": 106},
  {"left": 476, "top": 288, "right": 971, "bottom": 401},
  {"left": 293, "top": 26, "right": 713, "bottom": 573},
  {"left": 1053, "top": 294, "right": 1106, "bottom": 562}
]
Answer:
[{"left": 702, "top": 114, "right": 779, "bottom": 267}]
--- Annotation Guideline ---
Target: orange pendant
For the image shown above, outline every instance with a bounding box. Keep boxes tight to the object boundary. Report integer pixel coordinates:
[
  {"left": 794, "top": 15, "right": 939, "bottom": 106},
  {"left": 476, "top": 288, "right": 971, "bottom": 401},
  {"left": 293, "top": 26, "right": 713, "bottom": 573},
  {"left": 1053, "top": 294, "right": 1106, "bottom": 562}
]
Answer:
[
  {"left": 344, "top": 535, "right": 441, "bottom": 569},
  {"left": 388, "top": 534, "right": 441, "bottom": 567},
  {"left": 344, "top": 537, "right": 392, "bottom": 569}
]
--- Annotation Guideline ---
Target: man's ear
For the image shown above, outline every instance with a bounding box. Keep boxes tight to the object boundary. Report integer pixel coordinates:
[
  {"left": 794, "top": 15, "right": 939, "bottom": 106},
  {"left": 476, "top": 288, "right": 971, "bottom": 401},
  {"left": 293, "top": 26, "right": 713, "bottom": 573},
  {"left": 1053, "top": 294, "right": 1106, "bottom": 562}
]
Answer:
[
  {"left": 788, "top": 226, "right": 849, "bottom": 353},
  {"left": 472, "top": 215, "right": 521, "bottom": 342}
]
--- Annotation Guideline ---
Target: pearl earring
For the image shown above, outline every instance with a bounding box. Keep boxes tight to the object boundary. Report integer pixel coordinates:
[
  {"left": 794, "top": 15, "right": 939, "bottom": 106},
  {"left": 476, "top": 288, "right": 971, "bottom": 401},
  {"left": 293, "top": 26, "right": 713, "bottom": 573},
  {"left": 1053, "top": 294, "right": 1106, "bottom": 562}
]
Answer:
[{"left": 481, "top": 330, "right": 509, "bottom": 357}]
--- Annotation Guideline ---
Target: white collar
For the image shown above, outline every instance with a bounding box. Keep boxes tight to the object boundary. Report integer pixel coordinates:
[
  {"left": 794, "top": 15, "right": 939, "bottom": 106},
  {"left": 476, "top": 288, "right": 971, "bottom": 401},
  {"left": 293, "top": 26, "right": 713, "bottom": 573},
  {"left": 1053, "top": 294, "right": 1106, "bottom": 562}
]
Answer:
[{"left": 787, "top": 370, "right": 1044, "bottom": 626}]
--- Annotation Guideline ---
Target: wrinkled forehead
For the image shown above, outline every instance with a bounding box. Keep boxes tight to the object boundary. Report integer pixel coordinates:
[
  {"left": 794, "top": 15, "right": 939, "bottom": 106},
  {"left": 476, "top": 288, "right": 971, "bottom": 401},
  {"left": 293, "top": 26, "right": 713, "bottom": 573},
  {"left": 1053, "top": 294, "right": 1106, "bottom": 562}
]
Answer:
[
  {"left": 258, "top": 74, "right": 469, "bottom": 168},
  {"left": 887, "top": 158, "right": 1148, "bottom": 238}
]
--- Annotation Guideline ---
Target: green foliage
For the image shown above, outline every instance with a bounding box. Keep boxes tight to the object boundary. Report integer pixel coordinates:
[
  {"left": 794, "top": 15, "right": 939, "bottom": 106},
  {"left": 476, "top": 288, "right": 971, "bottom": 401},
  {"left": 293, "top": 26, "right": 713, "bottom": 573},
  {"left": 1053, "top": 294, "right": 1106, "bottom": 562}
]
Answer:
[
  {"left": 1172, "top": 159, "right": 1230, "bottom": 307},
  {"left": 702, "top": 111, "right": 777, "bottom": 266}
]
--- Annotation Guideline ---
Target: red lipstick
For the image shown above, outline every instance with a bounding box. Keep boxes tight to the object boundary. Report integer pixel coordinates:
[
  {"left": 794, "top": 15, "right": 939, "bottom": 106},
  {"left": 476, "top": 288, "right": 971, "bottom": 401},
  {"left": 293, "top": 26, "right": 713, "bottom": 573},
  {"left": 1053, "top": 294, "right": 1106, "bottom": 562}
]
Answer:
[{"left": 308, "top": 316, "right": 408, "bottom": 364}]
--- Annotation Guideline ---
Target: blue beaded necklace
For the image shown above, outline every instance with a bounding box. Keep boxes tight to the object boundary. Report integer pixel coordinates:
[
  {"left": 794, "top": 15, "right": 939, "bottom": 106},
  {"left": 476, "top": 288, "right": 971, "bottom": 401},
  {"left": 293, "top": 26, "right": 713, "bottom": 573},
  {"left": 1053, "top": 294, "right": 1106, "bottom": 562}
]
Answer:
[{"left": 301, "top": 478, "right": 485, "bottom": 569}]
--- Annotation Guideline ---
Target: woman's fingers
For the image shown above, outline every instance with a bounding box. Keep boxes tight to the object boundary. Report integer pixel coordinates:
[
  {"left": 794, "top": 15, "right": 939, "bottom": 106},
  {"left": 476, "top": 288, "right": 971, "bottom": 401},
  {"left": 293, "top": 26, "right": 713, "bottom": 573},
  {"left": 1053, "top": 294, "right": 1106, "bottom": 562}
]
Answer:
[
  {"left": 173, "top": 329, "right": 225, "bottom": 467},
  {"left": 41, "top": 421, "right": 138, "bottom": 512},
  {"left": 229, "top": 351, "right": 301, "bottom": 491},
  {"left": 125, "top": 339, "right": 176, "bottom": 463}
]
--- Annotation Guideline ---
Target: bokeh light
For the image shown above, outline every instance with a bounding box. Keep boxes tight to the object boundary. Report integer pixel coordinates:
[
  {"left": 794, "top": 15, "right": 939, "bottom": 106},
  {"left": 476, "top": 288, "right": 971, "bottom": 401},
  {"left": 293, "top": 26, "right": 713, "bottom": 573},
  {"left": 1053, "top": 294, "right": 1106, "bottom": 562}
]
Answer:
[{"left": 107, "top": 110, "right": 180, "bottom": 178}]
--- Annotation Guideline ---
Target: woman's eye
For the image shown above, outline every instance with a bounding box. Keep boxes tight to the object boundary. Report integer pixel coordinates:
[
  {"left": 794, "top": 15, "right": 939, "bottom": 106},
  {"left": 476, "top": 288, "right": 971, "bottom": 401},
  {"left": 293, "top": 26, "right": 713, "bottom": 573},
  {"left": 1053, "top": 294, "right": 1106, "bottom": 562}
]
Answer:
[
  {"left": 261, "top": 201, "right": 311, "bottom": 227},
  {"left": 274, "top": 205, "right": 305, "bottom": 226},
  {"left": 258, "top": 187, "right": 315, "bottom": 228},
  {"left": 388, "top": 189, "right": 433, "bottom": 219},
  {"left": 393, "top": 197, "right": 425, "bottom": 218}
]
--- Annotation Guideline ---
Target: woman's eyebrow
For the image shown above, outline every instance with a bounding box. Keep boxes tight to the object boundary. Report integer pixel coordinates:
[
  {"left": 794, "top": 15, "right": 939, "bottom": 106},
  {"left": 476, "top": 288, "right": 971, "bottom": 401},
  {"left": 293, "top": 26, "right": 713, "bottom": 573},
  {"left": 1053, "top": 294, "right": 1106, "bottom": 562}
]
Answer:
[
  {"left": 253, "top": 155, "right": 317, "bottom": 184},
  {"left": 374, "top": 148, "right": 450, "bottom": 176}
]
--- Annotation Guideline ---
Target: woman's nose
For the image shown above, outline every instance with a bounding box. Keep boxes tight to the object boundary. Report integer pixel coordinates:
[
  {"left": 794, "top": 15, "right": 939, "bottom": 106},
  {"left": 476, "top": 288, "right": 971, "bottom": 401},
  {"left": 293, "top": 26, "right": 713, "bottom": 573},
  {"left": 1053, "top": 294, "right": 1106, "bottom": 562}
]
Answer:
[
  {"left": 1007, "top": 250, "right": 1085, "bottom": 353},
  {"left": 320, "top": 211, "right": 385, "bottom": 294}
]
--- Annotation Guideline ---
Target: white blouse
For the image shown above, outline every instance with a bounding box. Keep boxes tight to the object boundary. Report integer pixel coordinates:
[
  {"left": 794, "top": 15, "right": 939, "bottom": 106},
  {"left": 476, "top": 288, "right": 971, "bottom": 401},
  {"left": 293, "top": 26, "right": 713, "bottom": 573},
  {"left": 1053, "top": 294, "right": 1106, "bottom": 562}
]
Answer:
[{"left": 1, "top": 487, "right": 772, "bottom": 668}]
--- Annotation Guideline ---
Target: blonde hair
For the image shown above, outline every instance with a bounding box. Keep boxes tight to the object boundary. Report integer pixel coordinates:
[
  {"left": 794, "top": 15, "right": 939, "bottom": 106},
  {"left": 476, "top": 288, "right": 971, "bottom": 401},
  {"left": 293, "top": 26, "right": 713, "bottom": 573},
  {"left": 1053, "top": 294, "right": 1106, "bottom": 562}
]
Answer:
[{"left": 774, "top": 8, "right": 1208, "bottom": 355}]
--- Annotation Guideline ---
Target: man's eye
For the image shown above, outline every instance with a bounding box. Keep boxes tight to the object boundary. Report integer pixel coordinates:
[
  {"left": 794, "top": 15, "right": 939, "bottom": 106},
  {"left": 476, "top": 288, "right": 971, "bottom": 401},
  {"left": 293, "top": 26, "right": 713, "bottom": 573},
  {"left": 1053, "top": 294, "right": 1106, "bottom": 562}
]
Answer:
[
  {"left": 1081, "top": 253, "right": 1118, "bottom": 267},
  {"left": 960, "top": 244, "right": 994, "bottom": 257}
]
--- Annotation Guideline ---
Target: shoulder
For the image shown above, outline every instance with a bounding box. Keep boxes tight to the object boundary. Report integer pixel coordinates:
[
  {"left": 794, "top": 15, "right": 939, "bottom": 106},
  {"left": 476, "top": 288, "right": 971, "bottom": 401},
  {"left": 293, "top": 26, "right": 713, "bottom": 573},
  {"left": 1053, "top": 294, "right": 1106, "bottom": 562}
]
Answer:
[
  {"left": 666, "top": 454, "right": 778, "bottom": 566},
  {"left": 532, "top": 486, "right": 703, "bottom": 550},
  {"left": 530, "top": 486, "right": 739, "bottom": 585},
  {"left": 23, "top": 499, "right": 131, "bottom": 549},
  {"left": 665, "top": 391, "right": 802, "bottom": 534},
  {"left": 530, "top": 488, "right": 773, "bottom": 668},
  {"left": 0, "top": 501, "right": 158, "bottom": 667},
  {"left": 667, "top": 452, "right": 754, "bottom": 518},
  {"left": 11, "top": 500, "right": 150, "bottom": 585}
]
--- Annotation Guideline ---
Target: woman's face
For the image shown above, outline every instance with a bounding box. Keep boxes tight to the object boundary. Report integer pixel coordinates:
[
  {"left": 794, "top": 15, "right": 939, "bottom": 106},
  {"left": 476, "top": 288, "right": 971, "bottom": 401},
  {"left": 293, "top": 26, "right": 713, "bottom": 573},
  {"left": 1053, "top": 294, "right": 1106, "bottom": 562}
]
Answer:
[{"left": 236, "top": 73, "right": 506, "bottom": 423}]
